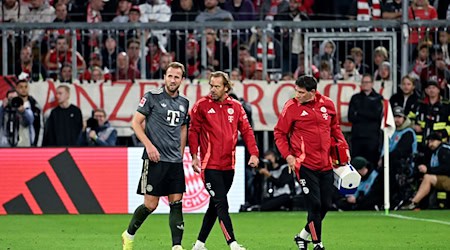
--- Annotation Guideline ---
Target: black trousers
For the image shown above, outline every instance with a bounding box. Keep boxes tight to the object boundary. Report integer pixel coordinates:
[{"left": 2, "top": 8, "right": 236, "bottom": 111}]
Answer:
[
  {"left": 298, "top": 166, "right": 334, "bottom": 243},
  {"left": 198, "top": 169, "right": 236, "bottom": 244}
]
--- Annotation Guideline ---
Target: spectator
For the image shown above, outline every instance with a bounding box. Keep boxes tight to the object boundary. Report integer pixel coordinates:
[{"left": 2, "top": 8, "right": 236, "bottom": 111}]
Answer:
[
  {"left": 0, "top": 89, "right": 35, "bottom": 147},
  {"left": 409, "top": 41, "right": 432, "bottom": 83},
  {"left": 274, "top": 0, "right": 309, "bottom": 72},
  {"left": 43, "top": 35, "right": 86, "bottom": 79},
  {"left": 230, "top": 68, "right": 242, "bottom": 81},
  {"left": 390, "top": 75, "right": 420, "bottom": 118},
  {"left": 169, "top": 0, "right": 199, "bottom": 62},
  {"left": 126, "top": 38, "right": 142, "bottom": 73},
  {"left": 348, "top": 74, "right": 383, "bottom": 167},
  {"left": 281, "top": 72, "right": 294, "bottom": 81},
  {"left": 237, "top": 44, "right": 251, "bottom": 78},
  {"left": 350, "top": 47, "right": 370, "bottom": 75},
  {"left": 335, "top": 56, "right": 361, "bottom": 82},
  {"left": 223, "top": 0, "right": 256, "bottom": 21},
  {"left": 419, "top": 46, "right": 450, "bottom": 98},
  {"left": 150, "top": 52, "right": 172, "bottom": 79},
  {"left": 408, "top": 0, "right": 438, "bottom": 45},
  {"left": 318, "top": 61, "right": 333, "bottom": 82},
  {"left": 80, "top": 51, "right": 112, "bottom": 82},
  {"left": 201, "top": 27, "right": 230, "bottom": 71},
  {"left": 383, "top": 106, "right": 418, "bottom": 207},
  {"left": 381, "top": 0, "right": 402, "bottom": 20},
  {"left": 437, "top": 30, "right": 450, "bottom": 66},
  {"left": 48, "top": 2, "right": 71, "bottom": 45},
  {"left": 82, "top": 0, "right": 107, "bottom": 49},
  {"left": 21, "top": 0, "right": 55, "bottom": 46},
  {"left": 195, "top": 0, "right": 234, "bottom": 22},
  {"left": 145, "top": 36, "right": 168, "bottom": 79},
  {"left": 185, "top": 38, "right": 201, "bottom": 80},
  {"left": 101, "top": 35, "right": 121, "bottom": 75},
  {"left": 293, "top": 52, "right": 319, "bottom": 80},
  {"left": 78, "top": 108, "right": 117, "bottom": 146},
  {"left": 313, "top": 39, "right": 339, "bottom": 75},
  {"left": 125, "top": 6, "right": 144, "bottom": 43},
  {"left": 113, "top": 52, "right": 140, "bottom": 81},
  {"left": 139, "top": 0, "right": 171, "bottom": 48},
  {"left": 259, "top": 0, "right": 289, "bottom": 20},
  {"left": 372, "top": 46, "right": 388, "bottom": 76},
  {"left": 401, "top": 132, "right": 450, "bottom": 210},
  {"left": 59, "top": 63, "right": 73, "bottom": 83},
  {"left": 248, "top": 28, "right": 280, "bottom": 69},
  {"left": 1, "top": 0, "right": 29, "bottom": 23},
  {"left": 43, "top": 85, "right": 83, "bottom": 146},
  {"left": 257, "top": 150, "right": 295, "bottom": 211},
  {"left": 15, "top": 80, "right": 42, "bottom": 147},
  {"left": 411, "top": 79, "right": 450, "bottom": 162},
  {"left": 242, "top": 56, "right": 257, "bottom": 80},
  {"left": 349, "top": 0, "right": 381, "bottom": 31},
  {"left": 335, "top": 156, "right": 383, "bottom": 210},
  {"left": 14, "top": 45, "right": 47, "bottom": 82},
  {"left": 112, "top": 0, "right": 132, "bottom": 23},
  {"left": 253, "top": 62, "right": 270, "bottom": 81},
  {"left": 375, "top": 61, "right": 391, "bottom": 82}
]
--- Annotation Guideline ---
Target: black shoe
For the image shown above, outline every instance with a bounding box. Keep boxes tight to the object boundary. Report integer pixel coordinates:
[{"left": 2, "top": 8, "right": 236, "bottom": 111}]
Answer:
[
  {"left": 294, "top": 235, "right": 310, "bottom": 250},
  {"left": 313, "top": 245, "right": 325, "bottom": 250},
  {"left": 399, "top": 200, "right": 418, "bottom": 210}
]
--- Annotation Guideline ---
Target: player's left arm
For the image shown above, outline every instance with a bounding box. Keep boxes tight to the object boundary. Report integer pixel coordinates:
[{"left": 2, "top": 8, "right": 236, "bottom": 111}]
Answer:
[
  {"left": 329, "top": 100, "right": 348, "bottom": 148},
  {"left": 237, "top": 104, "right": 259, "bottom": 166},
  {"left": 180, "top": 124, "right": 187, "bottom": 155}
]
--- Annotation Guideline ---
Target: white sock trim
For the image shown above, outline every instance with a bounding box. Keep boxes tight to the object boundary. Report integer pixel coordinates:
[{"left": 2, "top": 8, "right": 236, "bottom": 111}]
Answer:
[
  {"left": 299, "top": 228, "right": 310, "bottom": 240},
  {"left": 124, "top": 230, "right": 135, "bottom": 240},
  {"left": 194, "top": 240, "right": 205, "bottom": 247}
]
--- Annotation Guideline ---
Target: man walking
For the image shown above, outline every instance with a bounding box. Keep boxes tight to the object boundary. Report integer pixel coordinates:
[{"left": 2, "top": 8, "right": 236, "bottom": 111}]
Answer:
[
  {"left": 122, "top": 62, "right": 189, "bottom": 250},
  {"left": 189, "top": 71, "right": 259, "bottom": 250},
  {"left": 274, "top": 75, "right": 348, "bottom": 250}
]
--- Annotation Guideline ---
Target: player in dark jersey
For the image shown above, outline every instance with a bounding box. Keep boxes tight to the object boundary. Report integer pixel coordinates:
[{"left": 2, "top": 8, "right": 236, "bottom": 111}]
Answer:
[{"left": 122, "top": 62, "right": 189, "bottom": 250}]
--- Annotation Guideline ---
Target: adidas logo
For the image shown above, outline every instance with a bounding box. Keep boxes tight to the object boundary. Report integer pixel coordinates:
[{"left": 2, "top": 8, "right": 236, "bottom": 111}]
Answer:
[
  {"left": 177, "top": 224, "right": 184, "bottom": 231},
  {"left": 207, "top": 108, "right": 216, "bottom": 114},
  {"left": 300, "top": 110, "right": 308, "bottom": 116}
]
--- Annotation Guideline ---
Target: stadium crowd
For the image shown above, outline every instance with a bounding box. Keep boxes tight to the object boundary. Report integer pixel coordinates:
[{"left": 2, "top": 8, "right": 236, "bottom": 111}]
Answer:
[{"left": 1, "top": 0, "right": 450, "bottom": 211}]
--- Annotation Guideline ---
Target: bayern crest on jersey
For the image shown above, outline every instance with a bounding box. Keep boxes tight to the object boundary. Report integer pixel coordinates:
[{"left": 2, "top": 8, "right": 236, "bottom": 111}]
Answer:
[
  {"left": 320, "top": 106, "right": 327, "bottom": 113},
  {"left": 228, "top": 108, "right": 234, "bottom": 115}
]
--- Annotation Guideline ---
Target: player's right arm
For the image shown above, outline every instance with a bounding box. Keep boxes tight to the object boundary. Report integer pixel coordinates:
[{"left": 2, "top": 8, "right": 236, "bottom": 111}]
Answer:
[
  {"left": 134, "top": 93, "right": 160, "bottom": 162},
  {"left": 274, "top": 100, "right": 296, "bottom": 172},
  {"left": 131, "top": 112, "right": 159, "bottom": 162}
]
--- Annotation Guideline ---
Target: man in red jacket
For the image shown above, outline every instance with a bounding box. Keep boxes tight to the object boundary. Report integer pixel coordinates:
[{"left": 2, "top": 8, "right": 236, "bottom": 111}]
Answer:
[
  {"left": 274, "top": 75, "right": 348, "bottom": 250},
  {"left": 189, "top": 71, "right": 259, "bottom": 250}
]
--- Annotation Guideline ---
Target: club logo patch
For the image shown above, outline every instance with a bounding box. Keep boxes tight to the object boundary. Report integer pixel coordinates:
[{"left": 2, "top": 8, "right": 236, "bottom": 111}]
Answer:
[
  {"left": 146, "top": 184, "right": 153, "bottom": 192},
  {"left": 179, "top": 105, "right": 185, "bottom": 112},
  {"left": 228, "top": 108, "right": 234, "bottom": 115},
  {"left": 320, "top": 107, "right": 327, "bottom": 113},
  {"left": 302, "top": 187, "right": 309, "bottom": 194}
]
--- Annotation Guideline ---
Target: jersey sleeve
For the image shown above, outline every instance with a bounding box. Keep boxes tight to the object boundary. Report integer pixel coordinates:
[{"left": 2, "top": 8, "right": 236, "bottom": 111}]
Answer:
[
  {"left": 188, "top": 100, "right": 203, "bottom": 156},
  {"left": 237, "top": 103, "right": 259, "bottom": 156},
  {"left": 274, "top": 101, "right": 294, "bottom": 159},
  {"left": 329, "top": 100, "right": 348, "bottom": 148},
  {"left": 137, "top": 92, "right": 154, "bottom": 116}
]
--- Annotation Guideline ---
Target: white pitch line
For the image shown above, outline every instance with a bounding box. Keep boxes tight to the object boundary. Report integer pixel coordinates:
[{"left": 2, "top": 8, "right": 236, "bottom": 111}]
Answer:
[{"left": 388, "top": 213, "right": 450, "bottom": 226}]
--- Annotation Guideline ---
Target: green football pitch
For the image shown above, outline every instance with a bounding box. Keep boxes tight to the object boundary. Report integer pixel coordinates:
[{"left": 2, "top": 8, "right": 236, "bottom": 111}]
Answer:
[{"left": 1, "top": 211, "right": 449, "bottom": 250}]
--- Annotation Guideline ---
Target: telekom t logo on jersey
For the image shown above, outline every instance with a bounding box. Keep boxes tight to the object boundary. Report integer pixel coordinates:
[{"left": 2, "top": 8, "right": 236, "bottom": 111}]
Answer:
[{"left": 167, "top": 110, "right": 180, "bottom": 126}]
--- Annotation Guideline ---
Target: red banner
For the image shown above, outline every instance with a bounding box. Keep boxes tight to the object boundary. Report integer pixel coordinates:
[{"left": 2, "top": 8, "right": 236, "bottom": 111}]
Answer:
[{"left": 28, "top": 79, "right": 392, "bottom": 135}]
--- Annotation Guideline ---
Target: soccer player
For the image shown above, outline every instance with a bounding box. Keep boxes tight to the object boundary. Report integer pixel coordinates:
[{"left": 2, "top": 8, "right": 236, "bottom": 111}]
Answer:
[
  {"left": 274, "top": 75, "right": 348, "bottom": 250},
  {"left": 121, "top": 62, "right": 189, "bottom": 250},
  {"left": 189, "top": 71, "right": 259, "bottom": 250}
]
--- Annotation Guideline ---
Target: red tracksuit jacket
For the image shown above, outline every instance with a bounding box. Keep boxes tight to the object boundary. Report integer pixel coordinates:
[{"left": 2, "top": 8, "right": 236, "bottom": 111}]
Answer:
[
  {"left": 274, "top": 91, "right": 347, "bottom": 172},
  {"left": 189, "top": 95, "right": 259, "bottom": 170}
]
